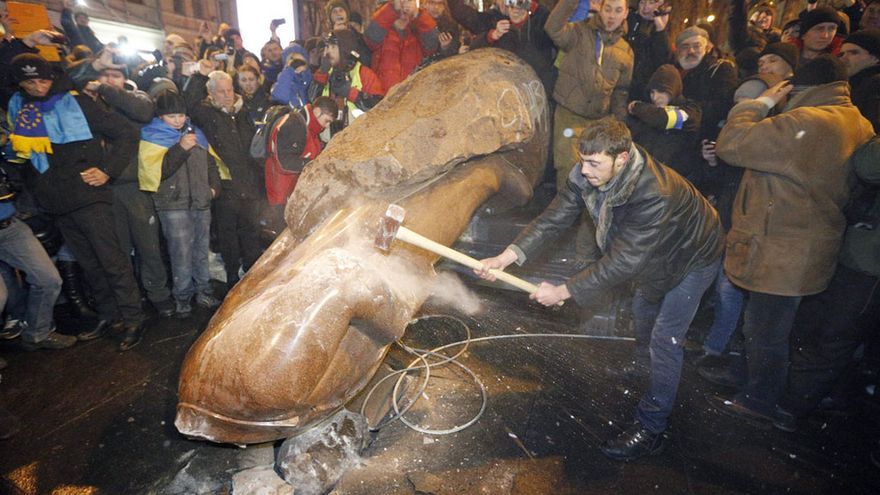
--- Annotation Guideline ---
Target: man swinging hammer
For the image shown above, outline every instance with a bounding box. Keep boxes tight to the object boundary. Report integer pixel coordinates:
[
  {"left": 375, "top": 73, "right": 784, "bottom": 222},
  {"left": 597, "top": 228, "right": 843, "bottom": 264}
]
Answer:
[{"left": 476, "top": 117, "right": 723, "bottom": 461}]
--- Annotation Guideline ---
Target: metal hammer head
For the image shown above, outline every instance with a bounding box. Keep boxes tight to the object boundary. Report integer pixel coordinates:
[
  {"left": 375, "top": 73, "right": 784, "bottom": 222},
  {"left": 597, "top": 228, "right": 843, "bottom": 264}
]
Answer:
[{"left": 374, "top": 203, "right": 406, "bottom": 252}]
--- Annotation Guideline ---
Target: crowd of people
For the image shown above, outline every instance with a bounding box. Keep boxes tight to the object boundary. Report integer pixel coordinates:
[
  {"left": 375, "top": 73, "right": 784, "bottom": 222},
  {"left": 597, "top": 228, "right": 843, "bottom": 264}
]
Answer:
[{"left": 0, "top": 0, "right": 877, "bottom": 464}]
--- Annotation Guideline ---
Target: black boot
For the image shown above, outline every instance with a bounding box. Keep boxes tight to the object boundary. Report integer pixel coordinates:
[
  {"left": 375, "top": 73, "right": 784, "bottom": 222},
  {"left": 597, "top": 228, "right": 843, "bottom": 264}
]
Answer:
[
  {"left": 57, "top": 261, "right": 99, "bottom": 319},
  {"left": 601, "top": 422, "right": 667, "bottom": 461},
  {"left": 77, "top": 319, "right": 123, "bottom": 341},
  {"left": 118, "top": 322, "right": 144, "bottom": 352}
]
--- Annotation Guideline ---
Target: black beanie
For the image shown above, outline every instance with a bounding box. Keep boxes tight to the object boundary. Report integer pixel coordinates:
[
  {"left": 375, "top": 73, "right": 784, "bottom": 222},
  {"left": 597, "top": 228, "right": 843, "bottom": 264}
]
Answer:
[
  {"left": 845, "top": 28, "right": 880, "bottom": 59},
  {"left": 646, "top": 64, "right": 683, "bottom": 99},
  {"left": 799, "top": 6, "right": 841, "bottom": 35},
  {"left": 792, "top": 54, "right": 848, "bottom": 86},
  {"left": 11, "top": 53, "right": 54, "bottom": 82},
  {"left": 759, "top": 42, "right": 799, "bottom": 73},
  {"left": 155, "top": 90, "right": 187, "bottom": 116}
]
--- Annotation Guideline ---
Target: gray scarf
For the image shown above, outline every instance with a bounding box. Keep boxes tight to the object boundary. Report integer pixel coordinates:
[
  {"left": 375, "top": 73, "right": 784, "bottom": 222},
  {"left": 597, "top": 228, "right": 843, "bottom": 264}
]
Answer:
[{"left": 581, "top": 145, "right": 645, "bottom": 252}]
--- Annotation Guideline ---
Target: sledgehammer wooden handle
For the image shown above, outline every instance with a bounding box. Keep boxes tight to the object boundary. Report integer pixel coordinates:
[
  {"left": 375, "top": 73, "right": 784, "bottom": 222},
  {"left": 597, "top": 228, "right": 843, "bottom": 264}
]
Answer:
[{"left": 394, "top": 226, "right": 563, "bottom": 305}]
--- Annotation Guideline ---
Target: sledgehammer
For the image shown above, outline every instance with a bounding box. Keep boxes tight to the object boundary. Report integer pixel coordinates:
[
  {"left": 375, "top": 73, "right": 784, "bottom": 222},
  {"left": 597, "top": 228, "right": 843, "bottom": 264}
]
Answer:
[{"left": 375, "top": 204, "right": 562, "bottom": 304}]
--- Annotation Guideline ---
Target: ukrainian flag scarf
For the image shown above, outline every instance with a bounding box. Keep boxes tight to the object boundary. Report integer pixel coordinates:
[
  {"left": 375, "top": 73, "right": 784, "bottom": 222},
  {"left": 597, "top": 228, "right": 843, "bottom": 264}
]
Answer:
[
  {"left": 138, "top": 117, "right": 229, "bottom": 192},
  {"left": 7, "top": 91, "right": 92, "bottom": 173}
]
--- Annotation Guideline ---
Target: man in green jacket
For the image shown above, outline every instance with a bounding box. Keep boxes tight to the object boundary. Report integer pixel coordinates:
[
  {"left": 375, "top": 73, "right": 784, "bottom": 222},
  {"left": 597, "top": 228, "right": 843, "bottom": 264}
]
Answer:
[{"left": 545, "top": 0, "right": 634, "bottom": 192}]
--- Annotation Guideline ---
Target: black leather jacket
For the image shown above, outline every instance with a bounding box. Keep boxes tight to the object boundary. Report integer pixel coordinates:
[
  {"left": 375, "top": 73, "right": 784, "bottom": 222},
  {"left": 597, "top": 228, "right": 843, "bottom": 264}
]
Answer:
[{"left": 511, "top": 146, "right": 723, "bottom": 304}]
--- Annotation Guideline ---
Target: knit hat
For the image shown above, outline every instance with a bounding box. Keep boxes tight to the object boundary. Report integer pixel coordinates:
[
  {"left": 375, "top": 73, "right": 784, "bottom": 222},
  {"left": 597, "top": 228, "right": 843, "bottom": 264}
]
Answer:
[
  {"left": 325, "top": 0, "right": 351, "bottom": 20},
  {"left": 759, "top": 42, "right": 799, "bottom": 73},
  {"left": 844, "top": 28, "right": 880, "bottom": 59},
  {"left": 675, "top": 26, "right": 710, "bottom": 48},
  {"left": 791, "top": 53, "right": 848, "bottom": 86},
  {"left": 799, "top": 6, "right": 841, "bottom": 36},
  {"left": 155, "top": 90, "right": 187, "bottom": 116},
  {"left": 646, "top": 64, "right": 683, "bottom": 99},
  {"left": 11, "top": 53, "right": 53, "bottom": 82}
]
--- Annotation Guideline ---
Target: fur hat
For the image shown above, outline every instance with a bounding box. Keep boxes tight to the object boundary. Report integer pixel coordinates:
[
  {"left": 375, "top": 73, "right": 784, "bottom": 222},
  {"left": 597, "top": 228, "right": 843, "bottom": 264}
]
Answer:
[
  {"left": 11, "top": 53, "right": 53, "bottom": 82},
  {"left": 792, "top": 53, "right": 848, "bottom": 86},
  {"left": 845, "top": 28, "right": 880, "bottom": 59},
  {"left": 799, "top": 6, "right": 841, "bottom": 36},
  {"left": 646, "top": 64, "right": 683, "bottom": 99},
  {"left": 759, "top": 42, "right": 799, "bottom": 73}
]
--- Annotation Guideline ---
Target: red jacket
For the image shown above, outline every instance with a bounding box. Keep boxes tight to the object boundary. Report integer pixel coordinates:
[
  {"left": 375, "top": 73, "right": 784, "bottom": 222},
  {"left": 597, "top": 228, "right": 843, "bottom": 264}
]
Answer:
[{"left": 365, "top": 3, "right": 438, "bottom": 91}]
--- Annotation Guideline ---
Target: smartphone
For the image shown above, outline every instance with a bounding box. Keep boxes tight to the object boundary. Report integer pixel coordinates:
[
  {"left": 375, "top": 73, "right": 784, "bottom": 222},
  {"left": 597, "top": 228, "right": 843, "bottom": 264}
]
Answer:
[{"left": 213, "top": 53, "right": 228, "bottom": 61}]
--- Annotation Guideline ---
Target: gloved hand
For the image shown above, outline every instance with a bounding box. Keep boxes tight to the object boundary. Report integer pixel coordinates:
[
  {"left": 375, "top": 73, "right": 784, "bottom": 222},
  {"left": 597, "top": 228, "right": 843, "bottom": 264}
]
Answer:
[{"left": 330, "top": 71, "right": 352, "bottom": 100}]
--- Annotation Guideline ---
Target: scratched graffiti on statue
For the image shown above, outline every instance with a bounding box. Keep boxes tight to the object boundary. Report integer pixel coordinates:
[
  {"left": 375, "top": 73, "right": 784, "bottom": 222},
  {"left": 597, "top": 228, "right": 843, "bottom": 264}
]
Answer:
[{"left": 175, "top": 49, "right": 550, "bottom": 445}]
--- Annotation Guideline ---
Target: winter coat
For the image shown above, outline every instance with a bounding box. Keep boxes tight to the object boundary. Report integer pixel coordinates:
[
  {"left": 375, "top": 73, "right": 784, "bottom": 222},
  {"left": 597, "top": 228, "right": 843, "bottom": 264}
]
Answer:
[
  {"left": 510, "top": 145, "right": 723, "bottom": 304},
  {"left": 271, "top": 65, "right": 313, "bottom": 108},
  {"left": 365, "top": 3, "right": 439, "bottom": 91},
  {"left": 152, "top": 142, "right": 220, "bottom": 211},
  {"left": 88, "top": 83, "right": 155, "bottom": 185},
  {"left": 679, "top": 52, "right": 739, "bottom": 141},
  {"left": 625, "top": 12, "right": 672, "bottom": 102},
  {"left": 242, "top": 86, "right": 271, "bottom": 128},
  {"left": 839, "top": 136, "right": 880, "bottom": 277},
  {"left": 850, "top": 64, "right": 880, "bottom": 131},
  {"left": 190, "top": 96, "right": 263, "bottom": 200},
  {"left": 452, "top": 0, "right": 556, "bottom": 93},
  {"left": 12, "top": 80, "right": 138, "bottom": 215},
  {"left": 626, "top": 97, "right": 702, "bottom": 178},
  {"left": 545, "top": 0, "right": 634, "bottom": 121},
  {"left": 716, "top": 81, "right": 875, "bottom": 296}
]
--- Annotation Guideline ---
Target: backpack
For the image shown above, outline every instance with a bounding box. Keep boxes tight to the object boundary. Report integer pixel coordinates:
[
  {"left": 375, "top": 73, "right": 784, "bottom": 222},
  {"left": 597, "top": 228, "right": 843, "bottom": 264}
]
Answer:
[{"left": 250, "top": 105, "right": 295, "bottom": 160}]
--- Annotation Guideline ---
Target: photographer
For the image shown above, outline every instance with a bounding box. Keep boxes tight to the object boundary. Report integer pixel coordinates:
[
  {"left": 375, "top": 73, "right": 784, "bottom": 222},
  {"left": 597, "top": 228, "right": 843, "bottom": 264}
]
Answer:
[
  {"left": 311, "top": 29, "right": 385, "bottom": 130},
  {"left": 271, "top": 44, "right": 313, "bottom": 108},
  {"left": 261, "top": 37, "right": 285, "bottom": 88},
  {"left": 221, "top": 28, "right": 259, "bottom": 70}
]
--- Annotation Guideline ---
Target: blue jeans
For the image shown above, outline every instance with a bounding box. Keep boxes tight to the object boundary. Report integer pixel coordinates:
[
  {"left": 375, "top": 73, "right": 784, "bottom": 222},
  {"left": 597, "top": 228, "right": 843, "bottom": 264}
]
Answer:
[
  {"left": 633, "top": 260, "right": 720, "bottom": 433},
  {"left": 0, "top": 218, "right": 62, "bottom": 343},
  {"left": 158, "top": 209, "right": 212, "bottom": 302},
  {"left": 703, "top": 260, "right": 745, "bottom": 355}
]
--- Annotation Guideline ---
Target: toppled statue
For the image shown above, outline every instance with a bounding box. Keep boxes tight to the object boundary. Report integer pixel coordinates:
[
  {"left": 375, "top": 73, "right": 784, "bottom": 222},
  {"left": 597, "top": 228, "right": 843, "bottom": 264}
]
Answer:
[{"left": 175, "top": 49, "right": 550, "bottom": 444}]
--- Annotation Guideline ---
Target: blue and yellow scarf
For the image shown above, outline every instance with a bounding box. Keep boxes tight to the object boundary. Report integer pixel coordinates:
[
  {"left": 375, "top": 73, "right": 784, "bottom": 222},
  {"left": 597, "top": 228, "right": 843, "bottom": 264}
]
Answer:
[
  {"left": 138, "top": 117, "right": 229, "bottom": 192},
  {"left": 7, "top": 91, "right": 92, "bottom": 173}
]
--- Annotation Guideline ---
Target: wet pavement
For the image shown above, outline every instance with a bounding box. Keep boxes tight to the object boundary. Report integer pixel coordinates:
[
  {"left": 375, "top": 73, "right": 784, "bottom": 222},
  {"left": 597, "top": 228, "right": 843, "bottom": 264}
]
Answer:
[{"left": 1, "top": 282, "right": 879, "bottom": 494}]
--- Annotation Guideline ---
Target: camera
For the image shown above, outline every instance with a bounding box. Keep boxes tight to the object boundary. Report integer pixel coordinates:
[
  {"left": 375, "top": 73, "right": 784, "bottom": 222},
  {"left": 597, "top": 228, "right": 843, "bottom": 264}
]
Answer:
[
  {"left": 271, "top": 18, "right": 286, "bottom": 28},
  {"left": 225, "top": 38, "right": 236, "bottom": 55},
  {"left": 654, "top": 5, "right": 672, "bottom": 16},
  {"left": 213, "top": 52, "right": 229, "bottom": 61},
  {"left": 184, "top": 126, "right": 195, "bottom": 135}
]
